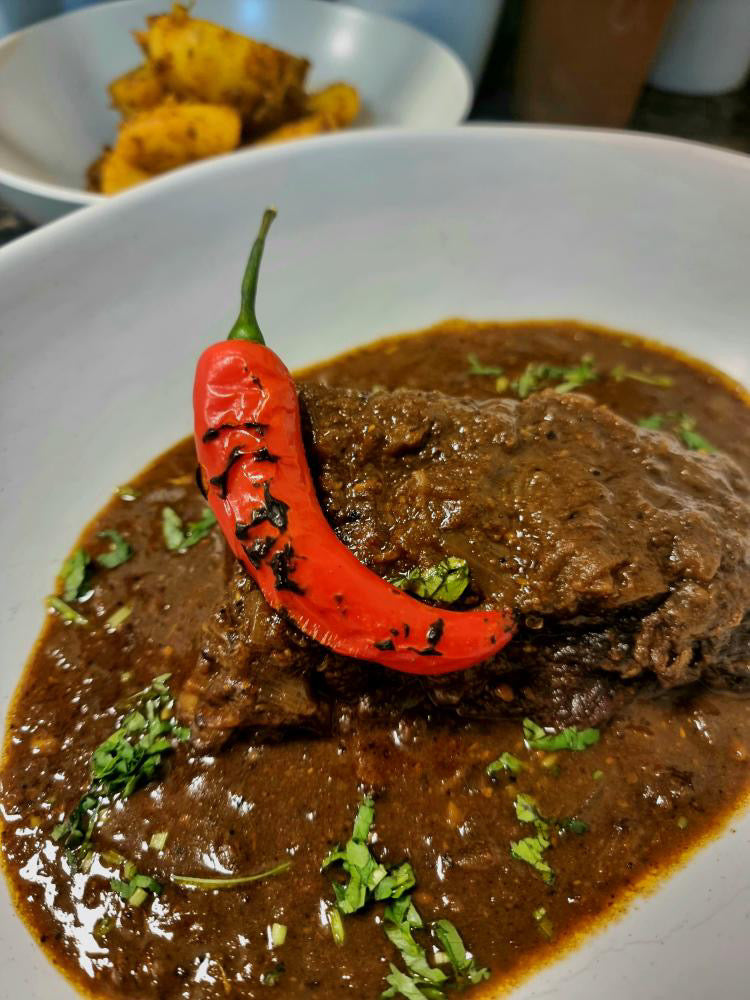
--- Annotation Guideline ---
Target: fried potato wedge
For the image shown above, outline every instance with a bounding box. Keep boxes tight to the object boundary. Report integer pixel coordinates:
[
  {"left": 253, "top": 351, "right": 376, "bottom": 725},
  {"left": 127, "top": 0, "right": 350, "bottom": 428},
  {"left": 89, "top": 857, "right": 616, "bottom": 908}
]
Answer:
[
  {"left": 114, "top": 100, "right": 241, "bottom": 174},
  {"left": 108, "top": 63, "right": 165, "bottom": 118},
  {"left": 305, "top": 83, "right": 361, "bottom": 127},
  {"left": 256, "top": 114, "right": 337, "bottom": 145},
  {"left": 97, "top": 150, "right": 152, "bottom": 195},
  {"left": 143, "top": 4, "right": 309, "bottom": 130}
]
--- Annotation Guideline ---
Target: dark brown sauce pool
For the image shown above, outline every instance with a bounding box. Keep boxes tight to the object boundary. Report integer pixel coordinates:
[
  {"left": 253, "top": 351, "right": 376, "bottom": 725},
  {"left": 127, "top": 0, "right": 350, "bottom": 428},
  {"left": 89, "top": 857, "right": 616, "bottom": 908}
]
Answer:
[{"left": 2, "top": 321, "right": 749, "bottom": 1000}]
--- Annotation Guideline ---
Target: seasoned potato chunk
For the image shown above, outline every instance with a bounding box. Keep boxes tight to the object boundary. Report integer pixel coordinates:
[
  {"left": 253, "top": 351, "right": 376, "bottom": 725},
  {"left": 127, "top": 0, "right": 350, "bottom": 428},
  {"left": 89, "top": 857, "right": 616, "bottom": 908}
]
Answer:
[
  {"left": 257, "top": 114, "right": 336, "bottom": 145},
  {"left": 143, "top": 4, "right": 309, "bottom": 130},
  {"left": 108, "top": 64, "right": 165, "bottom": 117},
  {"left": 305, "top": 83, "right": 361, "bottom": 127},
  {"left": 97, "top": 150, "right": 152, "bottom": 194},
  {"left": 114, "top": 100, "right": 241, "bottom": 173}
]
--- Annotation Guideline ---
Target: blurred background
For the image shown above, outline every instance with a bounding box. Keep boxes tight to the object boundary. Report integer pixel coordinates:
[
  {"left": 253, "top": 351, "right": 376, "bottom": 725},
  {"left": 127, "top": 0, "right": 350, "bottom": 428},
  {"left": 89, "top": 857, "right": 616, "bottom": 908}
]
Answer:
[{"left": 2, "top": 0, "right": 749, "bottom": 242}]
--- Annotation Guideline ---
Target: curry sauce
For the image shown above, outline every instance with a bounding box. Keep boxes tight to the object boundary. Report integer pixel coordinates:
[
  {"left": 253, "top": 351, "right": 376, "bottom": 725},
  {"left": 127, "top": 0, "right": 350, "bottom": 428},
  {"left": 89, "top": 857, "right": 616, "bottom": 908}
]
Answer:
[{"left": 2, "top": 321, "right": 749, "bottom": 1000}]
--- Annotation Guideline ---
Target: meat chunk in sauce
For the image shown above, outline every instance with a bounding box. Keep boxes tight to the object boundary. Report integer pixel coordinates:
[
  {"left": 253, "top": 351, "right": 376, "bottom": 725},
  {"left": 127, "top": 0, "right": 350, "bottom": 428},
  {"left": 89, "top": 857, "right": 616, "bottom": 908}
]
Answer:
[{"left": 180, "top": 384, "right": 750, "bottom": 746}]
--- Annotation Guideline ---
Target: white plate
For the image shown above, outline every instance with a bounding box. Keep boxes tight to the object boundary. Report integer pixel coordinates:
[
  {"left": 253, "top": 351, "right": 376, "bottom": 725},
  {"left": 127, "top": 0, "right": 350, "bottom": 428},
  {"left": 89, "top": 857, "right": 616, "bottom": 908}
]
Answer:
[
  {"left": 0, "top": 0, "right": 472, "bottom": 224},
  {"left": 0, "top": 126, "right": 749, "bottom": 999}
]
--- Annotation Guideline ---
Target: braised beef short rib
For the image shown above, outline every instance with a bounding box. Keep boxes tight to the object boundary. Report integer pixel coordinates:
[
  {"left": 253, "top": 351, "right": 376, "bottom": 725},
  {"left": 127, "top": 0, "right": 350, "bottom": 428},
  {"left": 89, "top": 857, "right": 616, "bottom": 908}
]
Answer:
[{"left": 179, "top": 385, "right": 750, "bottom": 746}]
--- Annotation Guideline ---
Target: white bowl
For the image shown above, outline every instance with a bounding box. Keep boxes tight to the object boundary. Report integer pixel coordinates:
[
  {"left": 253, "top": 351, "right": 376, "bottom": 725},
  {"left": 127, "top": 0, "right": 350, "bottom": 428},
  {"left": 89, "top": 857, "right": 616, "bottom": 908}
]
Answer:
[
  {"left": 0, "top": 0, "right": 472, "bottom": 224},
  {"left": 1, "top": 126, "right": 749, "bottom": 999}
]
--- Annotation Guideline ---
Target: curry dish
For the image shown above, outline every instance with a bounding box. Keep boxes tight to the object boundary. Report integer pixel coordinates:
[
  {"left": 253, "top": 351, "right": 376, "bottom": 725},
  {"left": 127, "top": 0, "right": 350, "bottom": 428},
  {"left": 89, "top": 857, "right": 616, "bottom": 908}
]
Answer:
[{"left": 2, "top": 318, "right": 749, "bottom": 999}]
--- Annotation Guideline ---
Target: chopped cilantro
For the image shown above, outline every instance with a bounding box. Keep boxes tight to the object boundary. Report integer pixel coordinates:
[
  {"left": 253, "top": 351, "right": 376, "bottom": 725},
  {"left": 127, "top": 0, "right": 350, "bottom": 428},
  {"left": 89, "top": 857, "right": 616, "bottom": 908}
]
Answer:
[
  {"left": 388, "top": 557, "right": 469, "bottom": 604},
  {"left": 60, "top": 548, "right": 91, "bottom": 602},
  {"left": 173, "top": 861, "right": 291, "bottom": 890},
  {"left": 352, "top": 796, "right": 375, "bottom": 842},
  {"left": 385, "top": 896, "right": 423, "bottom": 929},
  {"left": 93, "top": 915, "right": 115, "bottom": 942},
  {"left": 162, "top": 507, "right": 186, "bottom": 550},
  {"left": 513, "top": 355, "right": 598, "bottom": 399},
  {"left": 510, "top": 834, "right": 554, "bottom": 885},
  {"left": 328, "top": 907, "right": 346, "bottom": 946},
  {"left": 382, "top": 963, "right": 439, "bottom": 1000},
  {"left": 677, "top": 417, "right": 714, "bottom": 453},
  {"left": 384, "top": 919, "right": 447, "bottom": 988},
  {"left": 51, "top": 675, "right": 189, "bottom": 862},
  {"left": 111, "top": 871, "right": 162, "bottom": 906},
  {"left": 611, "top": 365, "right": 674, "bottom": 387},
  {"left": 593, "top": 769, "right": 604, "bottom": 781},
  {"left": 486, "top": 752, "right": 524, "bottom": 778},
  {"left": 510, "top": 793, "right": 588, "bottom": 883},
  {"left": 381, "top": 896, "right": 488, "bottom": 999},
  {"left": 638, "top": 414, "right": 665, "bottom": 429},
  {"left": 162, "top": 505, "right": 217, "bottom": 552},
  {"left": 467, "top": 353, "right": 504, "bottom": 377},
  {"left": 105, "top": 605, "right": 132, "bottom": 630},
  {"left": 562, "top": 817, "right": 588, "bottom": 834},
  {"left": 96, "top": 530, "right": 133, "bottom": 569},
  {"left": 514, "top": 792, "right": 549, "bottom": 833},
  {"left": 432, "top": 920, "right": 490, "bottom": 986},
  {"left": 322, "top": 797, "right": 415, "bottom": 916},
  {"left": 523, "top": 717, "right": 600, "bottom": 752},
  {"left": 637, "top": 412, "right": 714, "bottom": 452},
  {"left": 261, "top": 962, "right": 285, "bottom": 986},
  {"left": 149, "top": 830, "right": 168, "bottom": 852},
  {"left": 46, "top": 596, "right": 88, "bottom": 626},
  {"left": 183, "top": 506, "right": 218, "bottom": 547},
  {"left": 532, "top": 906, "right": 554, "bottom": 940}
]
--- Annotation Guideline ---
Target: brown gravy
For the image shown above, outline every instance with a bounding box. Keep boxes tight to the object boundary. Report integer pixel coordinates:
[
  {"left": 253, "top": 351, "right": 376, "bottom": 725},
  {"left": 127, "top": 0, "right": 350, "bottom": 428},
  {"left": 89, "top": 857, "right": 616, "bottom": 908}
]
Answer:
[{"left": 2, "top": 321, "right": 749, "bottom": 999}]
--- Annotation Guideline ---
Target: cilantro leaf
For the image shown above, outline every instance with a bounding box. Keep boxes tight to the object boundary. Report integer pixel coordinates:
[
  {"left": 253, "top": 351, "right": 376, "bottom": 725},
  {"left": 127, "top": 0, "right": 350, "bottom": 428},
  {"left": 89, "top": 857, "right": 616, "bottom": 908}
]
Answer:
[
  {"left": 162, "top": 507, "right": 185, "bottom": 550},
  {"left": 676, "top": 416, "right": 714, "bottom": 453},
  {"left": 486, "top": 752, "right": 523, "bottom": 778},
  {"left": 513, "top": 355, "right": 598, "bottom": 399},
  {"left": 96, "top": 530, "right": 134, "bottom": 569},
  {"left": 637, "top": 412, "right": 714, "bottom": 453},
  {"left": 183, "top": 506, "right": 218, "bottom": 547},
  {"left": 384, "top": 923, "right": 447, "bottom": 987},
  {"left": 523, "top": 718, "right": 600, "bottom": 752},
  {"left": 389, "top": 557, "right": 469, "bottom": 604},
  {"left": 385, "top": 896, "right": 423, "bottom": 929},
  {"left": 382, "top": 964, "right": 439, "bottom": 1000},
  {"left": 46, "top": 596, "right": 88, "bottom": 626},
  {"left": 60, "top": 548, "right": 91, "bottom": 602},
  {"left": 322, "top": 797, "right": 415, "bottom": 917},
  {"left": 353, "top": 796, "right": 375, "bottom": 842},
  {"left": 638, "top": 414, "right": 665, "bottom": 429},
  {"left": 510, "top": 834, "right": 554, "bottom": 885},
  {"left": 374, "top": 861, "right": 416, "bottom": 902},
  {"left": 514, "top": 792, "right": 550, "bottom": 834},
  {"left": 111, "top": 869, "right": 162, "bottom": 907},
  {"left": 559, "top": 817, "right": 588, "bottom": 835},
  {"left": 432, "top": 920, "right": 490, "bottom": 986},
  {"left": 533, "top": 906, "right": 554, "bottom": 940},
  {"left": 510, "top": 792, "right": 589, "bottom": 883},
  {"left": 382, "top": 898, "right": 488, "bottom": 998},
  {"left": 52, "top": 674, "right": 189, "bottom": 861},
  {"left": 163, "top": 506, "right": 217, "bottom": 552},
  {"left": 467, "top": 353, "right": 504, "bottom": 377}
]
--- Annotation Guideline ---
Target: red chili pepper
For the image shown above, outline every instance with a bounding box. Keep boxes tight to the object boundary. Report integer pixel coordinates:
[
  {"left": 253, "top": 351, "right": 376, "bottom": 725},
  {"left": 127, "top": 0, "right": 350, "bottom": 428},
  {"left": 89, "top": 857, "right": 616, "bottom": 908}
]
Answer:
[{"left": 194, "top": 210, "right": 516, "bottom": 675}]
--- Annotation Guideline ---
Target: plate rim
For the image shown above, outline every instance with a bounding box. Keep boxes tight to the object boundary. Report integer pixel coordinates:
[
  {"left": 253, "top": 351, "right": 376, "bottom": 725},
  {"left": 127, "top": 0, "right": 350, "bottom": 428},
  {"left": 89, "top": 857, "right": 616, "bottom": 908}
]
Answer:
[{"left": 1, "top": 122, "right": 749, "bottom": 252}]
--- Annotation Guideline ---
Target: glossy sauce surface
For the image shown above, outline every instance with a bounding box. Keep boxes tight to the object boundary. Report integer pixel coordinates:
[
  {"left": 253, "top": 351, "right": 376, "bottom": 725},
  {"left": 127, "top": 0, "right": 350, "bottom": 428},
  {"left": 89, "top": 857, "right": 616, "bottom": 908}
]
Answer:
[{"left": 2, "top": 321, "right": 749, "bottom": 999}]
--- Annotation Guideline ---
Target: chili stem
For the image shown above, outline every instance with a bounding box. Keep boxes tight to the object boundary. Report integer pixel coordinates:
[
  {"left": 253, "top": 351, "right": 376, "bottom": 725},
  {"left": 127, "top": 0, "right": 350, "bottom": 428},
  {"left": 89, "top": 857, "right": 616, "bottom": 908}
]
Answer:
[{"left": 228, "top": 207, "right": 277, "bottom": 344}]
